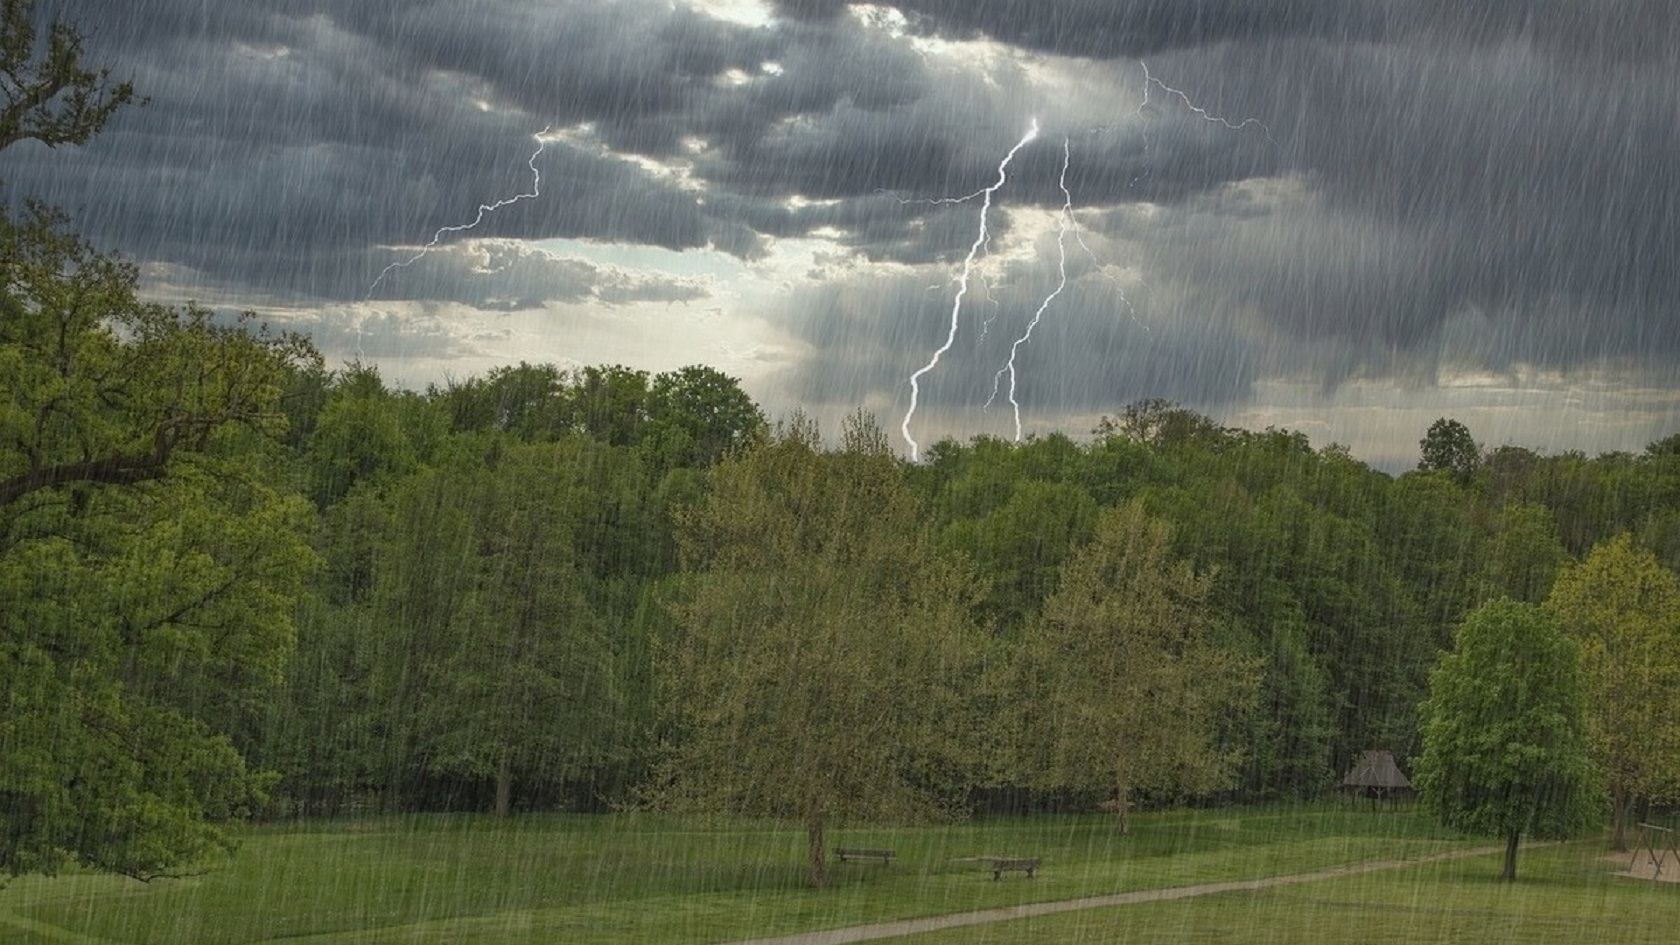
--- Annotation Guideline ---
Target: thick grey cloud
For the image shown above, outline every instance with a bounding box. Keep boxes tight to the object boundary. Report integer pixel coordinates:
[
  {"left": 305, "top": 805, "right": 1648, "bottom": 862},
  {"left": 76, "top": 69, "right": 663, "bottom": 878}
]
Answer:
[
  {"left": 842, "top": 0, "right": 1383, "bottom": 57},
  {"left": 364, "top": 240, "right": 711, "bottom": 312},
  {"left": 3, "top": 0, "right": 1679, "bottom": 460}
]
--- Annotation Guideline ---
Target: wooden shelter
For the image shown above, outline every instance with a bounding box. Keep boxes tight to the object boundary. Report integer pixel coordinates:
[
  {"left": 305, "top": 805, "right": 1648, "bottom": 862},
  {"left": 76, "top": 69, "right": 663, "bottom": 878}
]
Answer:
[{"left": 1340, "top": 750, "right": 1412, "bottom": 810}]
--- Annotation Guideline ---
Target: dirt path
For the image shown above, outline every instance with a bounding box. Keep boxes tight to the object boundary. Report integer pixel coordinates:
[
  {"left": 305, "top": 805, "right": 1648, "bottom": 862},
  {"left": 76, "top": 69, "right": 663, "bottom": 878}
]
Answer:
[{"left": 719, "top": 846, "right": 1505, "bottom": 945}]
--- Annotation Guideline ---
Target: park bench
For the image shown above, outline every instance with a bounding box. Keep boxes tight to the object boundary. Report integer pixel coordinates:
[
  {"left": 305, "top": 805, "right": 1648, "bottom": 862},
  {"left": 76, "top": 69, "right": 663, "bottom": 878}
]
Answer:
[
  {"left": 986, "top": 857, "right": 1040, "bottom": 880},
  {"left": 835, "top": 847, "right": 896, "bottom": 864}
]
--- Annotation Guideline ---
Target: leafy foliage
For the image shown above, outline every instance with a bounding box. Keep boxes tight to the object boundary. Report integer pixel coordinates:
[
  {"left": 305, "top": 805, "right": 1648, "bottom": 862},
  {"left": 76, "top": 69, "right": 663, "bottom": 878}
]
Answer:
[
  {"left": 1418, "top": 417, "right": 1480, "bottom": 482},
  {"left": 1012, "top": 502, "right": 1259, "bottom": 829},
  {"left": 1545, "top": 534, "right": 1680, "bottom": 849},
  {"left": 0, "top": 208, "right": 318, "bottom": 878},
  {"left": 0, "top": 0, "right": 137, "bottom": 152},
  {"left": 1414, "top": 599, "right": 1600, "bottom": 879},
  {"left": 654, "top": 416, "right": 982, "bottom": 885}
]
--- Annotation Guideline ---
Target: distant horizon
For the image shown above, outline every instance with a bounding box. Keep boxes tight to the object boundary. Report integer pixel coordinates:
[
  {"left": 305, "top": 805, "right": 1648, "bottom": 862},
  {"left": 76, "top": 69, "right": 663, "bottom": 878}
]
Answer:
[{"left": 310, "top": 346, "right": 1673, "bottom": 478}]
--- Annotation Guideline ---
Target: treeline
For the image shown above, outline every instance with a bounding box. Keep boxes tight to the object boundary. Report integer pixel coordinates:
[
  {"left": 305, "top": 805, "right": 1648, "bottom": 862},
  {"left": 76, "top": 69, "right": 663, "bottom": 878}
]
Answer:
[
  {"left": 249, "top": 372, "right": 1680, "bottom": 824},
  {"left": 264, "top": 361, "right": 764, "bottom": 817}
]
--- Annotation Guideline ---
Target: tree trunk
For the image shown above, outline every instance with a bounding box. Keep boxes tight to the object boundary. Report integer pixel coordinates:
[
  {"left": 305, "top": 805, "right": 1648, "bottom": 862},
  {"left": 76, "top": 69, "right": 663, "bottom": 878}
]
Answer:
[
  {"left": 1501, "top": 830, "right": 1520, "bottom": 881},
  {"left": 807, "top": 809, "right": 828, "bottom": 888},
  {"left": 1610, "top": 782, "right": 1628, "bottom": 852},
  {"left": 1114, "top": 773, "right": 1131, "bottom": 835},
  {"left": 494, "top": 754, "right": 512, "bottom": 819}
]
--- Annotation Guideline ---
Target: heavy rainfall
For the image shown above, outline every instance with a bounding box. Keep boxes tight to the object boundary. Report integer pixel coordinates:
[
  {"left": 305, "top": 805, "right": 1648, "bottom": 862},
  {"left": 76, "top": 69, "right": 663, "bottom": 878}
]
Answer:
[{"left": 3, "top": 0, "right": 1680, "bottom": 942}]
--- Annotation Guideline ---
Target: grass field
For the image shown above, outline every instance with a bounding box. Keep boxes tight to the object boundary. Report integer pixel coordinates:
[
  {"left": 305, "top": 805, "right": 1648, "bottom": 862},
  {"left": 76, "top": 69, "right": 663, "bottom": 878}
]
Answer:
[
  {"left": 889, "top": 842, "right": 1680, "bottom": 945},
  {"left": 0, "top": 805, "right": 1670, "bottom": 944}
]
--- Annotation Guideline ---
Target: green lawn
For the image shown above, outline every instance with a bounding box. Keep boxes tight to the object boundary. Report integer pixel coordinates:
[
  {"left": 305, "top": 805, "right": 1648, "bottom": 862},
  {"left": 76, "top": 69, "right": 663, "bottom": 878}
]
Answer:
[
  {"left": 0, "top": 805, "right": 1658, "bottom": 945},
  {"left": 888, "top": 843, "right": 1680, "bottom": 945}
]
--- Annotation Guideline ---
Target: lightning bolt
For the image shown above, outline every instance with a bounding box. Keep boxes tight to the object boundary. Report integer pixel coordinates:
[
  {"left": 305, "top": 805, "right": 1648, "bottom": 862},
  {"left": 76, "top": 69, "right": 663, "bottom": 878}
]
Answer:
[
  {"left": 896, "top": 64, "right": 1274, "bottom": 459},
  {"left": 901, "top": 119, "right": 1039, "bottom": 461},
  {"left": 1140, "top": 62, "right": 1277, "bottom": 147},
  {"left": 366, "top": 126, "right": 551, "bottom": 298},
  {"left": 986, "top": 137, "right": 1072, "bottom": 441},
  {"left": 1070, "top": 222, "right": 1146, "bottom": 329}
]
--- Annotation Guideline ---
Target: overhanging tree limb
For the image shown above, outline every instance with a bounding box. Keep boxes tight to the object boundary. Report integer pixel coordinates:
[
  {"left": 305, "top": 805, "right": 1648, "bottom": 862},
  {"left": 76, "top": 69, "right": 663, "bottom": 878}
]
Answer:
[{"left": 0, "top": 0, "right": 138, "bottom": 152}]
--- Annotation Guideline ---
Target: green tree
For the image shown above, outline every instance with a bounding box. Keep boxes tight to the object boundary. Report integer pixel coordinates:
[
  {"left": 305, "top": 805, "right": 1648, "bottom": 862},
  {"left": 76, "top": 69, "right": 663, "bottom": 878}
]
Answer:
[
  {"left": 1015, "top": 502, "right": 1258, "bottom": 832},
  {"left": 2, "top": 207, "right": 314, "bottom": 505},
  {"left": 2, "top": 4, "right": 318, "bottom": 875},
  {"left": 572, "top": 364, "right": 650, "bottom": 447},
  {"left": 433, "top": 362, "right": 569, "bottom": 440},
  {"left": 1477, "top": 503, "right": 1567, "bottom": 604},
  {"left": 0, "top": 212, "right": 318, "bottom": 876},
  {"left": 260, "top": 591, "right": 382, "bottom": 817},
  {"left": 644, "top": 364, "right": 765, "bottom": 469},
  {"left": 0, "top": 0, "right": 136, "bottom": 152},
  {"left": 1414, "top": 599, "right": 1600, "bottom": 880},
  {"left": 1382, "top": 470, "right": 1481, "bottom": 644},
  {"left": 1418, "top": 417, "right": 1480, "bottom": 482},
  {"left": 939, "top": 478, "right": 1097, "bottom": 631},
  {"left": 656, "top": 415, "right": 981, "bottom": 886},
  {"left": 1097, "top": 399, "right": 1228, "bottom": 451},
  {"left": 1544, "top": 534, "right": 1680, "bottom": 850},
  {"left": 306, "top": 363, "right": 417, "bottom": 509},
  {"left": 364, "top": 439, "right": 619, "bottom": 816},
  {"left": 422, "top": 443, "right": 616, "bottom": 817}
]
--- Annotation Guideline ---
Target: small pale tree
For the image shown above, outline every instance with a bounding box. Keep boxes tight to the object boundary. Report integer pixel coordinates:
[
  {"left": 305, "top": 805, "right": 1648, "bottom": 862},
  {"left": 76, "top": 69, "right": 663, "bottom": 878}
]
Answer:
[
  {"left": 1016, "top": 502, "right": 1258, "bottom": 832},
  {"left": 655, "top": 414, "right": 981, "bottom": 886},
  {"left": 1544, "top": 534, "right": 1680, "bottom": 850},
  {"left": 1414, "top": 599, "right": 1600, "bottom": 880}
]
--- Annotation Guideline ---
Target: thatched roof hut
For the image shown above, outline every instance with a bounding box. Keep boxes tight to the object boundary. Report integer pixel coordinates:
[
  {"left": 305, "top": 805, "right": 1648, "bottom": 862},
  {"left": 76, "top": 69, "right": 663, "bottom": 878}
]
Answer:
[
  {"left": 1341, "top": 750, "right": 1412, "bottom": 809},
  {"left": 1341, "top": 750, "right": 1412, "bottom": 791}
]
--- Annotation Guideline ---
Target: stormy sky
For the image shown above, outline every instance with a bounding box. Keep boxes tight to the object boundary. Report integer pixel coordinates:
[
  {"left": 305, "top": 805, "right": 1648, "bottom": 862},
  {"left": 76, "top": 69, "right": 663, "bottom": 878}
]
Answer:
[{"left": 4, "top": 0, "right": 1678, "bottom": 469}]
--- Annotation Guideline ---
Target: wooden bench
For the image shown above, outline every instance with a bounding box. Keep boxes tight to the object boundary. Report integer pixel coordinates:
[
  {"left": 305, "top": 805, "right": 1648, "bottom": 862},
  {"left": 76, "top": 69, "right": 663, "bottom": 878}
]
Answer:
[
  {"left": 986, "top": 857, "right": 1040, "bottom": 880},
  {"left": 835, "top": 847, "right": 896, "bottom": 864}
]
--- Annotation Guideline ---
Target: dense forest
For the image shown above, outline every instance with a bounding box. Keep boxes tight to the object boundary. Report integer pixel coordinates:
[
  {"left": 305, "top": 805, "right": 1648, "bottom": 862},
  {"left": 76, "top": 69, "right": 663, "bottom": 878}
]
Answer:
[
  {"left": 6, "top": 0, "right": 1680, "bottom": 884},
  {"left": 258, "top": 371, "right": 1680, "bottom": 818},
  {"left": 10, "top": 287, "right": 1680, "bottom": 875}
]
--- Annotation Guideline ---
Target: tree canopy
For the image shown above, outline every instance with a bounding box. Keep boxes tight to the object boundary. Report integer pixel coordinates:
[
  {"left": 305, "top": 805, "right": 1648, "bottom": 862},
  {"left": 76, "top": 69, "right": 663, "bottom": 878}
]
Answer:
[
  {"left": 1013, "top": 502, "right": 1258, "bottom": 831},
  {"left": 1414, "top": 599, "right": 1600, "bottom": 880},
  {"left": 653, "top": 416, "right": 981, "bottom": 886},
  {"left": 1545, "top": 534, "right": 1680, "bottom": 850},
  {"left": 2, "top": 0, "right": 317, "bottom": 878},
  {"left": 1419, "top": 417, "right": 1480, "bottom": 482}
]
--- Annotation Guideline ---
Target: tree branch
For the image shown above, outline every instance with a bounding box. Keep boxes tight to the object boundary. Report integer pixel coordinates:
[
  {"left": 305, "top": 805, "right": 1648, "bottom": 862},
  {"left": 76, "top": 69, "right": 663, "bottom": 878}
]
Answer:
[
  {"left": 0, "top": 1, "right": 139, "bottom": 153},
  {"left": 0, "top": 449, "right": 166, "bottom": 506}
]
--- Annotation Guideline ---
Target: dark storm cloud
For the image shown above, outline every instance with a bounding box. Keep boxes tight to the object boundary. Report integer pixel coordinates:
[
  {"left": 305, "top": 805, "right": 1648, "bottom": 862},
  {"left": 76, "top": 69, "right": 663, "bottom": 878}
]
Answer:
[
  {"left": 331, "top": 1, "right": 780, "bottom": 153},
  {"left": 364, "top": 241, "right": 710, "bottom": 312},
  {"left": 3, "top": 0, "right": 1679, "bottom": 426},
  {"left": 1161, "top": 29, "right": 1680, "bottom": 371},
  {"left": 818, "top": 0, "right": 1676, "bottom": 63},
  {"left": 4, "top": 0, "right": 761, "bottom": 302},
  {"left": 1402, "top": 0, "right": 1680, "bottom": 64}
]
